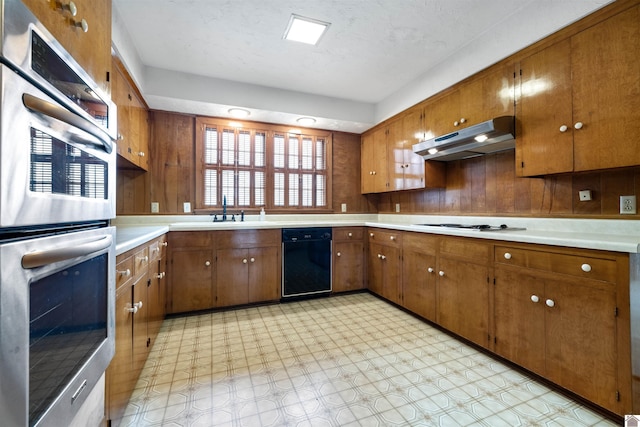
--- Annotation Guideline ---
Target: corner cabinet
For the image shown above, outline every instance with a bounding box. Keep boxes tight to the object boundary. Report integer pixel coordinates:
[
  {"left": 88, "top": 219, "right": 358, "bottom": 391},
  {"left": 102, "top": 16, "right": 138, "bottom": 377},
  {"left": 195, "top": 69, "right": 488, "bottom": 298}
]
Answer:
[
  {"left": 494, "top": 243, "right": 631, "bottom": 414},
  {"left": 22, "top": 0, "right": 112, "bottom": 95},
  {"left": 517, "top": 4, "right": 640, "bottom": 176}
]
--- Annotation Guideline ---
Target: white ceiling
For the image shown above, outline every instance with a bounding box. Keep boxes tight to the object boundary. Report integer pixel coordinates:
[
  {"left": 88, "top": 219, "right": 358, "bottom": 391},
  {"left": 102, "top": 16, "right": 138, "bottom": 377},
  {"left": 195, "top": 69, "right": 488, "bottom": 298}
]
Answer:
[{"left": 112, "top": 0, "right": 612, "bottom": 133}]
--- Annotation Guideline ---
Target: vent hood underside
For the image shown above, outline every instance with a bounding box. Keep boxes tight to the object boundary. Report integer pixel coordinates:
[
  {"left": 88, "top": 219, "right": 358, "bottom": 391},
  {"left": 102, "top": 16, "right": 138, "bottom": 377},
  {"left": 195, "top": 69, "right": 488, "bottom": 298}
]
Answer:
[{"left": 412, "top": 116, "right": 515, "bottom": 161}]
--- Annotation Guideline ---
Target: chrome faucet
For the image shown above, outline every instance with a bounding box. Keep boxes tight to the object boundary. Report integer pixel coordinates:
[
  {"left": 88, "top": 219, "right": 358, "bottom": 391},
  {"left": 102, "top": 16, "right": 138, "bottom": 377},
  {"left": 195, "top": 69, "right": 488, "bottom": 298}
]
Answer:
[{"left": 222, "top": 195, "right": 227, "bottom": 221}]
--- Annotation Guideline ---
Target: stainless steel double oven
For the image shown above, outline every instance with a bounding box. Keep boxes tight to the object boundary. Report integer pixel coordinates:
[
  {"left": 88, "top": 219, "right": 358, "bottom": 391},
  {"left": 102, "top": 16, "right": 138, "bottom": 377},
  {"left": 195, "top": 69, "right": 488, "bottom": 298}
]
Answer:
[{"left": 0, "top": 1, "right": 117, "bottom": 426}]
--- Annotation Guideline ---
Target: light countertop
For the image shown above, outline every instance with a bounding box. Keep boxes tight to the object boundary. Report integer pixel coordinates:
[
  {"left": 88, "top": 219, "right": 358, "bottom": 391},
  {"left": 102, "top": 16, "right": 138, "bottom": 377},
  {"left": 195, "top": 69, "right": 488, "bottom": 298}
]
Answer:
[{"left": 113, "top": 214, "right": 640, "bottom": 255}]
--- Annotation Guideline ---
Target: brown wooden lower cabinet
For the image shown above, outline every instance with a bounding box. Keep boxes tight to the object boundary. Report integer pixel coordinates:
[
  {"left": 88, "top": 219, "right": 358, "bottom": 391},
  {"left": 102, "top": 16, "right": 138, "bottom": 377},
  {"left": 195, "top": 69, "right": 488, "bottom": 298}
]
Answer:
[
  {"left": 333, "top": 227, "right": 365, "bottom": 293},
  {"left": 168, "top": 229, "right": 281, "bottom": 313},
  {"left": 494, "top": 243, "right": 628, "bottom": 414},
  {"left": 107, "top": 234, "right": 167, "bottom": 424},
  {"left": 366, "top": 228, "right": 632, "bottom": 416},
  {"left": 367, "top": 228, "right": 402, "bottom": 304}
]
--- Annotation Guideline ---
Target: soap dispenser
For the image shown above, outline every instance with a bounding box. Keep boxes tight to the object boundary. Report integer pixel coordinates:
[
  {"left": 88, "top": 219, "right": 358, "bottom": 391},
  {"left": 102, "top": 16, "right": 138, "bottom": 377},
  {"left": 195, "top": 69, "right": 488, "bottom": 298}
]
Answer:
[{"left": 259, "top": 207, "right": 266, "bottom": 221}]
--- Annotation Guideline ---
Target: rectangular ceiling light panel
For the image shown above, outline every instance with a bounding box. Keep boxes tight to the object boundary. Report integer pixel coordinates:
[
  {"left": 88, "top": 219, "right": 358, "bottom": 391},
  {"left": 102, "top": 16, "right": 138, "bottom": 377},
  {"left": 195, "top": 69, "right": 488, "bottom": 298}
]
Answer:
[{"left": 284, "top": 14, "right": 330, "bottom": 45}]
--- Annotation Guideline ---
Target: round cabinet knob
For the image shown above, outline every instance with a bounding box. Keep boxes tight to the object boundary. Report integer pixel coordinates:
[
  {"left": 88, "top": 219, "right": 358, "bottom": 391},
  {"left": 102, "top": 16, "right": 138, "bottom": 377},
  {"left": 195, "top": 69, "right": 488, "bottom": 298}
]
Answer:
[
  {"left": 369, "top": 171, "right": 374, "bottom": 175},
  {"left": 370, "top": 233, "right": 374, "bottom": 237},
  {"left": 336, "top": 252, "right": 341, "bottom": 257},
  {"left": 390, "top": 236, "right": 395, "bottom": 241},
  {"left": 59, "top": 1, "right": 78, "bottom": 16},
  {"left": 530, "top": 295, "right": 540, "bottom": 303},
  {"left": 134, "top": 301, "right": 143, "bottom": 309},
  {"left": 155, "top": 273, "right": 163, "bottom": 279},
  {"left": 427, "top": 267, "right": 434, "bottom": 273},
  {"left": 460, "top": 118, "right": 466, "bottom": 124},
  {"left": 138, "top": 152, "right": 146, "bottom": 157},
  {"left": 205, "top": 260, "right": 211, "bottom": 266},
  {"left": 380, "top": 255, "right": 386, "bottom": 260},
  {"left": 242, "top": 258, "right": 248, "bottom": 264},
  {"left": 126, "top": 305, "right": 138, "bottom": 314},
  {"left": 117, "top": 134, "right": 124, "bottom": 141},
  {"left": 372, "top": 171, "right": 376, "bottom": 175},
  {"left": 504, "top": 252, "right": 512, "bottom": 260},
  {"left": 439, "top": 271, "right": 445, "bottom": 277},
  {"left": 574, "top": 122, "right": 583, "bottom": 130},
  {"left": 377, "top": 253, "right": 382, "bottom": 258},
  {"left": 348, "top": 232, "right": 353, "bottom": 237},
  {"left": 250, "top": 257, "right": 255, "bottom": 263},
  {"left": 162, "top": 242, "right": 168, "bottom": 247},
  {"left": 72, "top": 18, "right": 89, "bottom": 32},
  {"left": 454, "top": 120, "right": 460, "bottom": 127},
  {"left": 559, "top": 125, "right": 568, "bottom": 133},
  {"left": 581, "top": 263, "right": 592, "bottom": 273},
  {"left": 545, "top": 299, "right": 555, "bottom": 308},
  {"left": 119, "top": 268, "right": 131, "bottom": 277}
]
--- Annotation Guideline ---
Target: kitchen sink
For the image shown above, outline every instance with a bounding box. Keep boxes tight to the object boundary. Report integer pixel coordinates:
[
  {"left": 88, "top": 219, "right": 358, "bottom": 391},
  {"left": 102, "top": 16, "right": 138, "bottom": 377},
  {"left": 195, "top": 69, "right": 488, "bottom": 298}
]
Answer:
[{"left": 414, "top": 223, "right": 526, "bottom": 231}]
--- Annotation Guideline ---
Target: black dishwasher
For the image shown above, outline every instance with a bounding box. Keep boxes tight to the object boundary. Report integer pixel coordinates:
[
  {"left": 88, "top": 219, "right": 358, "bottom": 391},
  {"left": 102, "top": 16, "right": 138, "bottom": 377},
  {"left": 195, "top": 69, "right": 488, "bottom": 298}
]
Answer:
[{"left": 282, "top": 228, "right": 332, "bottom": 299}]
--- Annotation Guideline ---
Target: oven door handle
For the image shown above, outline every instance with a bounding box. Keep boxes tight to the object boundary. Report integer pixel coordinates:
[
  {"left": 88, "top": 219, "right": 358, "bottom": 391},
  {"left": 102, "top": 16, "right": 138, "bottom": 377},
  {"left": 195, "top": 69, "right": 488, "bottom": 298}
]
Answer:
[
  {"left": 22, "top": 235, "right": 113, "bottom": 269},
  {"left": 22, "top": 93, "right": 114, "bottom": 154}
]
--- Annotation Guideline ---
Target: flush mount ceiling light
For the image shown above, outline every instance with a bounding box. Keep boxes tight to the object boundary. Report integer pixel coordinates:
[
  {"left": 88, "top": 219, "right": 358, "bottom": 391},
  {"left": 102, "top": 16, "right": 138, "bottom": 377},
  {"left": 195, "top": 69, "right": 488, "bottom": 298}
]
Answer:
[
  {"left": 283, "top": 14, "right": 330, "bottom": 45},
  {"left": 228, "top": 108, "right": 250, "bottom": 118},
  {"left": 296, "top": 117, "right": 316, "bottom": 126}
]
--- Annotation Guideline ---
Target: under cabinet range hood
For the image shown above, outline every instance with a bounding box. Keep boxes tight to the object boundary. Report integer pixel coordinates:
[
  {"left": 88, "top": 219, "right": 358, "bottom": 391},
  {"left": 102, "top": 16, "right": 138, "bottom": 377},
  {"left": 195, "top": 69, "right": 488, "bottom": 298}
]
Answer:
[{"left": 413, "top": 116, "right": 515, "bottom": 161}]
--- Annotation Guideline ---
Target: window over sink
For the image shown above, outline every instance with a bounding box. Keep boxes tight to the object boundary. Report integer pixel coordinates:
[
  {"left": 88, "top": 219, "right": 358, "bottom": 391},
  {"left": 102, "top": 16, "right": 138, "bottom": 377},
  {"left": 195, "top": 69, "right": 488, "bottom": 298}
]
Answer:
[{"left": 195, "top": 117, "right": 331, "bottom": 212}]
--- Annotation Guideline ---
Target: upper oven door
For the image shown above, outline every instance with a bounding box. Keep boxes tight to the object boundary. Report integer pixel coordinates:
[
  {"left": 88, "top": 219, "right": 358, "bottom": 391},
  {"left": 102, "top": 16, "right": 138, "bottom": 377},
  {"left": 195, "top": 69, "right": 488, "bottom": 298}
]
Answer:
[
  {"left": 0, "top": 63, "right": 116, "bottom": 227},
  {"left": 0, "top": 0, "right": 117, "bottom": 142}
]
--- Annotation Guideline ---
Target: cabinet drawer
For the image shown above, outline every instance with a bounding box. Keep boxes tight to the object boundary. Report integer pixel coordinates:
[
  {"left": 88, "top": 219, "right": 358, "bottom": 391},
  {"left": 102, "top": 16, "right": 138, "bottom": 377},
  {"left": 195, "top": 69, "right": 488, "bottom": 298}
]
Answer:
[
  {"left": 115, "top": 256, "right": 134, "bottom": 290},
  {"left": 403, "top": 232, "right": 438, "bottom": 254},
  {"left": 216, "top": 229, "right": 280, "bottom": 249},
  {"left": 169, "top": 231, "right": 213, "bottom": 248},
  {"left": 367, "top": 228, "right": 401, "bottom": 248},
  {"left": 333, "top": 227, "right": 364, "bottom": 242},
  {"left": 440, "top": 237, "right": 491, "bottom": 263},
  {"left": 495, "top": 246, "right": 617, "bottom": 283},
  {"left": 148, "top": 236, "right": 166, "bottom": 262},
  {"left": 133, "top": 247, "right": 149, "bottom": 274}
]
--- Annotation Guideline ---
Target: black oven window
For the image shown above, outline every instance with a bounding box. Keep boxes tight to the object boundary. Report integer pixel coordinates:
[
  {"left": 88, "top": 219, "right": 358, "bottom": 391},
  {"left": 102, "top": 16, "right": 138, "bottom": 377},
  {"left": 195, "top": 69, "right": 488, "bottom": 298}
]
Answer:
[
  {"left": 31, "top": 31, "right": 109, "bottom": 128},
  {"left": 29, "top": 253, "right": 108, "bottom": 425},
  {"left": 30, "top": 128, "right": 107, "bottom": 199}
]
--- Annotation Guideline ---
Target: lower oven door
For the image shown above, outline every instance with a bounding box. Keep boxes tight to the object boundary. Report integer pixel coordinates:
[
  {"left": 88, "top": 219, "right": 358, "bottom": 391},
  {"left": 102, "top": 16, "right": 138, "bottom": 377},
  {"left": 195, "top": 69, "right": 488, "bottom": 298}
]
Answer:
[{"left": 0, "top": 226, "right": 115, "bottom": 427}]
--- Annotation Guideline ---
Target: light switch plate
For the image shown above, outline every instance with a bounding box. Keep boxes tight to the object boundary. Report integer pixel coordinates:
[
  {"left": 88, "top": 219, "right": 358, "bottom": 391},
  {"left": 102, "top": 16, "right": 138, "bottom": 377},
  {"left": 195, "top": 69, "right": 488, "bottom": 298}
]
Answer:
[
  {"left": 395, "top": 203, "right": 400, "bottom": 213},
  {"left": 151, "top": 202, "right": 159, "bottom": 213},
  {"left": 341, "top": 203, "right": 347, "bottom": 212},
  {"left": 183, "top": 202, "right": 191, "bottom": 213}
]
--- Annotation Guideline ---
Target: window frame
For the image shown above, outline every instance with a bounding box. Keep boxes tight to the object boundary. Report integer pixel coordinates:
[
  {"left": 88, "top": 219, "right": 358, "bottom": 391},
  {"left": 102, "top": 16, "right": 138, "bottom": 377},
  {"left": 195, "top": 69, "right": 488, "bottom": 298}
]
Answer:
[{"left": 195, "top": 117, "right": 332, "bottom": 213}]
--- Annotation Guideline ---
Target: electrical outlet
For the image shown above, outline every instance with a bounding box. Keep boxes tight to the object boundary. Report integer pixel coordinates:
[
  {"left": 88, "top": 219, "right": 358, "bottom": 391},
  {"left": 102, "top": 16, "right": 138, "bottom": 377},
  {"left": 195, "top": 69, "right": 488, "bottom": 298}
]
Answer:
[
  {"left": 151, "top": 202, "right": 159, "bottom": 213},
  {"left": 341, "top": 203, "right": 347, "bottom": 213},
  {"left": 620, "top": 195, "right": 636, "bottom": 214},
  {"left": 183, "top": 202, "right": 192, "bottom": 213},
  {"left": 395, "top": 203, "right": 400, "bottom": 213}
]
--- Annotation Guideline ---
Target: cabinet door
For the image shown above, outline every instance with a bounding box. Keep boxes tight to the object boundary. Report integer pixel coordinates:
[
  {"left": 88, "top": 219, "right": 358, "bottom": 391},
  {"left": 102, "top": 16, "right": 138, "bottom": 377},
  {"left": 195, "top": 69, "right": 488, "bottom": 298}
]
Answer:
[
  {"left": 216, "top": 248, "right": 249, "bottom": 307},
  {"left": 367, "top": 242, "right": 385, "bottom": 296},
  {"left": 387, "top": 119, "right": 407, "bottom": 192},
  {"left": 169, "top": 249, "right": 213, "bottom": 313},
  {"left": 437, "top": 257, "right": 490, "bottom": 348},
  {"left": 381, "top": 247, "right": 401, "bottom": 305},
  {"left": 333, "top": 241, "right": 365, "bottom": 293},
  {"left": 423, "top": 90, "right": 461, "bottom": 139},
  {"left": 248, "top": 246, "right": 281, "bottom": 303},
  {"left": 360, "top": 133, "right": 376, "bottom": 194},
  {"left": 402, "top": 249, "right": 437, "bottom": 321},
  {"left": 371, "top": 127, "right": 389, "bottom": 192},
  {"left": 516, "top": 39, "right": 573, "bottom": 176},
  {"left": 146, "top": 259, "right": 163, "bottom": 346},
  {"left": 544, "top": 276, "right": 618, "bottom": 410},
  {"left": 494, "top": 266, "right": 546, "bottom": 375},
  {"left": 571, "top": 5, "right": 640, "bottom": 171},
  {"left": 107, "top": 285, "right": 134, "bottom": 422},
  {"left": 132, "top": 276, "right": 148, "bottom": 376}
]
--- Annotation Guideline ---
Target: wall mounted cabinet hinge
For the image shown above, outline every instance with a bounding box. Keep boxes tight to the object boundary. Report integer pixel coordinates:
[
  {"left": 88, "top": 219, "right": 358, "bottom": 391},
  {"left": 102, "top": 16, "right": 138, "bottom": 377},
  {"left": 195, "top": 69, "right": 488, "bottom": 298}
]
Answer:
[
  {"left": 615, "top": 307, "right": 619, "bottom": 317},
  {"left": 106, "top": 71, "right": 110, "bottom": 82},
  {"left": 147, "top": 338, "right": 151, "bottom": 347},
  {"left": 616, "top": 390, "right": 620, "bottom": 401},
  {"left": 521, "top": 161, "right": 525, "bottom": 168}
]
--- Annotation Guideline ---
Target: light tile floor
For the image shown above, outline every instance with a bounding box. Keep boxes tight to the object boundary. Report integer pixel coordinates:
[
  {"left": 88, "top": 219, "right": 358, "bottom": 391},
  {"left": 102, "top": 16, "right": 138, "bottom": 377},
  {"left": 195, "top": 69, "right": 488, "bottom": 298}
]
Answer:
[{"left": 116, "top": 293, "right": 619, "bottom": 427}]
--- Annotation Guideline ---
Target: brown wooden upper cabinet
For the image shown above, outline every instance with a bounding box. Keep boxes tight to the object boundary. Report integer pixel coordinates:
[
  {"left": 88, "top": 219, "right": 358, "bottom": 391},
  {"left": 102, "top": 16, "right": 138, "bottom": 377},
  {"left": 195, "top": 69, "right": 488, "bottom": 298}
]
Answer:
[
  {"left": 112, "top": 59, "right": 150, "bottom": 170},
  {"left": 361, "top": 123, "right": 391, "bottom": 193},
  {"left": 517, "top": 5, "right": 640, "bottom": 176},
  {"left": 22, "top": 0, "right": 112, "bottom": 95},
  {"left": 422, "top": 63, "right": 515, "bottom": 140}
]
